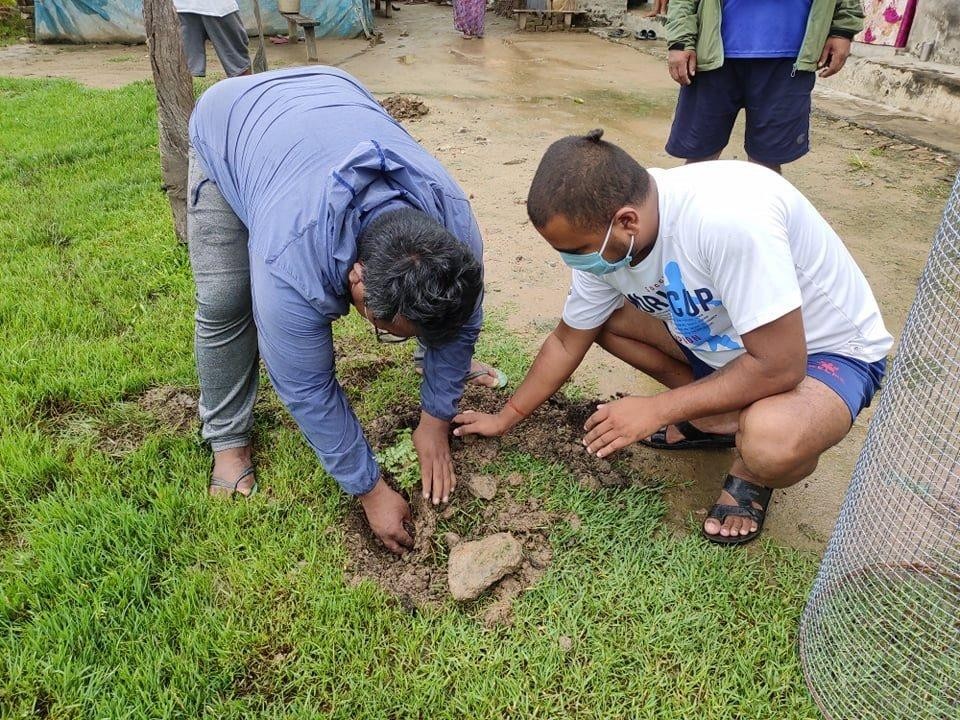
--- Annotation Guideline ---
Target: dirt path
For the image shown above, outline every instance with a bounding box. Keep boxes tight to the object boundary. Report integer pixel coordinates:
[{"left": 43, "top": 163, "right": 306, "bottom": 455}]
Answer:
[{"left": 3, "top": 8, "right": 957, "bottom": 551}]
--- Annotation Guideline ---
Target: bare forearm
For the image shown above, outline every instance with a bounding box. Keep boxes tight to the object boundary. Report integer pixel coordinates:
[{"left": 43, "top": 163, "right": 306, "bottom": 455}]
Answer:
[
  {"left": 499, "top": 330, "right": 590, "bottom": 429},
  {"left": 650, "top": 353, "right": 804, "bottom": 427}
]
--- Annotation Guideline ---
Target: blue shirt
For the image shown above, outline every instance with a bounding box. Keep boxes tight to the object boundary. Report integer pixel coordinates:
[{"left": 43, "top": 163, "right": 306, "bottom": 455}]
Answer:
[
  {"left": 189, "top": 67, "right": 483, "bottom": 497},
  {"left": 721, "top": 0, "right": 813, "bottom": 59}
]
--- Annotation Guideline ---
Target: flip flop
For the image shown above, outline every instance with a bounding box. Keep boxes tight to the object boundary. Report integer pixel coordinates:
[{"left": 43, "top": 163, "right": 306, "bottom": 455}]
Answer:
[
  {"left": 608, "top": 28, "right": 629, "bottom": 38},
  {"left": 413, "top": 344, "right": 507, "bottom": 389},
  {"left": 701, "top": 475, "right": 773, "bottom": 546},
  {"left": 465, "top": 367, "right": 508, "bottom": 389},
  {"left": 209, "top": 466, "right": 258, "bottom": 499},
  {"left": 640, "top": 420, "right": 736, "bottom": 450}
]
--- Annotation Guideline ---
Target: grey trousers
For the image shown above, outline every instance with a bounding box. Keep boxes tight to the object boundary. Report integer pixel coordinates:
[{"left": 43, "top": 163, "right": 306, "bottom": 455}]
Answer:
[
  {"left": 187, "top": 148, "right": 258, "bottom": 452},
  {"left": 177, "top": 11, "right": 251, "bottom": 78}
]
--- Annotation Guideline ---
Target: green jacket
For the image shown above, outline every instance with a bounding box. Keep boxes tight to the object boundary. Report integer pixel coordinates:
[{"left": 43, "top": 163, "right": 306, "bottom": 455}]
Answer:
[{"left": 666, "top": 0, "right": 864, "bottom": 73}]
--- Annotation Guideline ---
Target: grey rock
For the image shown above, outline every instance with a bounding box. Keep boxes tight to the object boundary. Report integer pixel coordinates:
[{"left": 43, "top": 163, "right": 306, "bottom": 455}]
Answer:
[{"left": 447, "top": 533, "right": 523, "bottom": 601}]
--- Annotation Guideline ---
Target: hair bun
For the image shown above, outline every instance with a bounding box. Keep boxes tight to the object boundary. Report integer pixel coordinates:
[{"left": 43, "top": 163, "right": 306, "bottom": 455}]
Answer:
[{"left": 584, "top": 128, "right": 604, "bottom": 142}]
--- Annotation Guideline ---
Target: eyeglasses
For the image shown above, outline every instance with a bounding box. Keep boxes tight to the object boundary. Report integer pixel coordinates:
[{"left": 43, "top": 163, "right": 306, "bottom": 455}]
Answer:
[
  {"left": 365, "top": 307, "right": 412, "bottom": 344},
  {"left": 374, "top": 327, "right": 412, "bottom": 344}
]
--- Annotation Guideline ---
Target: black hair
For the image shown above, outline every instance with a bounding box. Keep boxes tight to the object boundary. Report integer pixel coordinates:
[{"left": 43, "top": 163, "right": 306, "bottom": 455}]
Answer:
[
  {"left": 358, "top": 206, "right": 482, "bottom": 347},
  {"left": 526, "top": 128, "right": 651, "bottom": 232}
]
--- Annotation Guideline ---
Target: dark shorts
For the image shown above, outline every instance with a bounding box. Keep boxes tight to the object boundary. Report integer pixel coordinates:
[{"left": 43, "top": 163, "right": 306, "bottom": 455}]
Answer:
[
  {"left": 677, "top": 343, "right": 887, "bottom": 422},
  {"left": 178, "top": 11, "right": 250, "bottom": 78},
  {"left": 665, "top": 58, "right": 816, "bottom": 165}
]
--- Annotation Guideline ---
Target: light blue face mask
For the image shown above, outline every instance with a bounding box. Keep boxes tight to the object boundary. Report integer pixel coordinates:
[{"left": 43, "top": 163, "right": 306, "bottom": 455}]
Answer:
[{"left": 559, "top": 218, "right": 634, "bottom": 275}]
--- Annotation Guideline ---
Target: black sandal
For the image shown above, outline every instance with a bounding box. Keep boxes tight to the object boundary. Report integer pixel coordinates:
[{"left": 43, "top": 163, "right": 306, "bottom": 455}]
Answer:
[
  {"left": 640, "top": 420, "right": 736, "bottom": 451},
  {"left": 701, "top": 475, "right": 772, "bottom": 546}
]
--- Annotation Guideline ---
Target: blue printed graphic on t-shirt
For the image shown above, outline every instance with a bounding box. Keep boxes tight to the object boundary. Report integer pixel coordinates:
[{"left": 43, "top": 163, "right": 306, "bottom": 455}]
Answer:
[
  {"left": 664, "top": 261, "right": 740, "bottom": 351},
  {"left": 721, "top": 0, "right": 813, "bottom": 59}
]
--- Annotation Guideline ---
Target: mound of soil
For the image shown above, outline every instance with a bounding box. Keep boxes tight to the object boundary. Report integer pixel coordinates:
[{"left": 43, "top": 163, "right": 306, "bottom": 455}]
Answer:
[
  {"left": 345, "top": 386, "right": 635, "bottom": 625},
  {"left": 137, "top": 386, "right": 197, "bottom": 432},
  {"left": 380, "top": 95, "right": 430, "bottom": 120}
]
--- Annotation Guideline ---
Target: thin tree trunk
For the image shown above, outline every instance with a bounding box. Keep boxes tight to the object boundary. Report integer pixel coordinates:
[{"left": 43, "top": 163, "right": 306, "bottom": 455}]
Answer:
[{"left": 143, "top": 0, "right": 194, "bottom": 243}]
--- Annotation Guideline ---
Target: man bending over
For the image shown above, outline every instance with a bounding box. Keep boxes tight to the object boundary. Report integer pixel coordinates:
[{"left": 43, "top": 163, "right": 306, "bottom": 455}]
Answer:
[
  {"left": 188, "top": 67, "right": 503, "bottom": 553},
  {"left": 454, "top": 130, "right": 891, "bottom": 545}
]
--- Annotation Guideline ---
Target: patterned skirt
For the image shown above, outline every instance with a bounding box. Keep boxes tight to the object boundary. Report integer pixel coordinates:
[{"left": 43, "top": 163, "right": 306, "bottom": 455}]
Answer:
[{"left": 454, "top": 0, "right": 485, "bottom": 37}]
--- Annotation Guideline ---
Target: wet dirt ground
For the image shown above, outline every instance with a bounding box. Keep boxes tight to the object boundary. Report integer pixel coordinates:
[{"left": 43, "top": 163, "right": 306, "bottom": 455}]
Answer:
[{"left": 3, "top": 6, "right": 957, "bottom": 551}]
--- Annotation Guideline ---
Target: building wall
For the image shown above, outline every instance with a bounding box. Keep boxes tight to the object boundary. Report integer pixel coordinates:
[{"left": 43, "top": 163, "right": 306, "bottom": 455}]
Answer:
[
  {"left": 908, "top": 0, "right": 960, "bottom": 66},
  {"left": 577, "top": 0, "right": 624, "bottom": 24}
]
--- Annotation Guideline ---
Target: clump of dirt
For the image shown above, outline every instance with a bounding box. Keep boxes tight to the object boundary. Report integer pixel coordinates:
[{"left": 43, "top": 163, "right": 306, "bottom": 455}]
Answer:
[
  {"left": 137, "top": 385, "right": 197, "bottom": 432},
  {"left": 34, "top": 386, "right": 199, "bottom": 456},
  {"left": 345, "top": 385, "right": 634, "bottom": 625},
  {"left": 380, "top": 95, "right": 430, "bottom": 120}
]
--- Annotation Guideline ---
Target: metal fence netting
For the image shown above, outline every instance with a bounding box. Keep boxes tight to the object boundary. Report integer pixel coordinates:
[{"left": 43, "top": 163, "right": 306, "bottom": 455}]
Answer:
[{"left": 799, "top": 171, "right": 960, "bottom": 720}]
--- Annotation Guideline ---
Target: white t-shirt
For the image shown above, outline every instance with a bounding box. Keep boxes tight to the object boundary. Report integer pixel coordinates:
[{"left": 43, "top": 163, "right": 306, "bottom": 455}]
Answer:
[
  {"left": 173, "top": 0, "right": 239, "bottom": 17},
  {"left": 562, "top": 161, "right": 893, "bottom": 368}
]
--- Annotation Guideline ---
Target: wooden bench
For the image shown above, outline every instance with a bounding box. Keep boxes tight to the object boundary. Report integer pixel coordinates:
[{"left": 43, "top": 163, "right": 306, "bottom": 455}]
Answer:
[
  {"left": 513, "top": 8, "right": 583, "bottom": 29},
  {"left": 374, "top": 0, "right": 392, "bottom": 18},
  {"left": 280, "top": 12, "right": 319, "bottom": 62}
]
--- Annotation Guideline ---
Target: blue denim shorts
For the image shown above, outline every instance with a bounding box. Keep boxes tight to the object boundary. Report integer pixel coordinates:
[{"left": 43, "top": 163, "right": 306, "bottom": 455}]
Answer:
[{"left": 677, "top": 344, "right": 886, "bottom": 421}]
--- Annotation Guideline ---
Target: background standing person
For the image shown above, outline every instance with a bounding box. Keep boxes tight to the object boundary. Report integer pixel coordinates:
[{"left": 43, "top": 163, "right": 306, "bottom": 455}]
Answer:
[
  {"left": 175, "top": 0, "right": 251, "bottom": 78},
  {"left": 454, "top": 0, "right": 485, "bottom": 39},
  {"left": 643, "top": 0, "right": 668, "bottom": 19},
  {"left": 664, "top": 0, "right": 863, "bottom": 173}
]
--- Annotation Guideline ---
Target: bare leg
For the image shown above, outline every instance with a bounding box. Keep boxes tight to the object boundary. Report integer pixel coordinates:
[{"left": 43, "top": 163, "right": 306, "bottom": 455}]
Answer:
[
  {"left": 685, "top": 151, "right": 722, "bottom": 164},
  {"left": 597, "top": 304, "right": 739, "bottom": 437},
  {"left": 748, "top": 156, "right": 782, "bottom": 175},
  {"left": 704, "top": 376, "right": 852, "bottom": 538}
]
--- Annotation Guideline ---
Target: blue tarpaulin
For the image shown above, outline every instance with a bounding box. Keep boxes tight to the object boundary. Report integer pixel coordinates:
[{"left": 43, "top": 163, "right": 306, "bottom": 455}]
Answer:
[{"left": 36, "top": 0, "right": 373, "bottom": 42}]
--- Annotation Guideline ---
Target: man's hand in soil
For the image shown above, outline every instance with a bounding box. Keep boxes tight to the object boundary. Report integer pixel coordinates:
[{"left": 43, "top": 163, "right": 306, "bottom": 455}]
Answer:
[
  {"left": 413, "top": 411, "right": 456, "bottom": 505},
  {"left": 451, "top": 408, "right": 513, "bottom": 438},
  {"left": 583, "top": 396, "right": 663, "bottom": 458},
  {"left": 359, "top": 477, "right": 414, "bottom": 554}
]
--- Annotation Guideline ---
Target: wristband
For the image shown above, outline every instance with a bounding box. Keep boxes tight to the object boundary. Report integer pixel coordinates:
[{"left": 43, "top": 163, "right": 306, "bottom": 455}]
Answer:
[
  {"left": 506, "top": 398, "right": 529, "bottom": 419},
  {"left": 668, "top": 42, "right": 686, "bottom": 51}
]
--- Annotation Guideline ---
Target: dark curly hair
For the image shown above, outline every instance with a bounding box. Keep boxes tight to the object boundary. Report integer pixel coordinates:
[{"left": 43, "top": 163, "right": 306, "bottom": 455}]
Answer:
[{"left": 358, "top": 207, "right": 482, "bottom": 347}]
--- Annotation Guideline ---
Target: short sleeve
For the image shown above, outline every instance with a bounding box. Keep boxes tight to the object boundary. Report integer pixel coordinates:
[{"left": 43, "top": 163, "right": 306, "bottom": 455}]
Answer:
[
  {"left": 699, "top": 204, "right": 802, "bottom": 336},
  {"left": 561, "top": 269, "right": 625, "bottom": 330}
]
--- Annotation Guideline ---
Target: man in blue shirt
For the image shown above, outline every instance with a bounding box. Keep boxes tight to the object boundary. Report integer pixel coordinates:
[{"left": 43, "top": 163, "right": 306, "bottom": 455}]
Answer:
[
  {"left": 187, "top": 67, "right": 502, "bottom": 554},
  {"left": 664, "top": 0, "right": 863, "bottom": 172}
]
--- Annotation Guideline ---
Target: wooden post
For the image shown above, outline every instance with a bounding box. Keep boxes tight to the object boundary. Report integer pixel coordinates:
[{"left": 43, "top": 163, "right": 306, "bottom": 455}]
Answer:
[{"left": 143, "top": 0, "right": 194, "bottom": 244}]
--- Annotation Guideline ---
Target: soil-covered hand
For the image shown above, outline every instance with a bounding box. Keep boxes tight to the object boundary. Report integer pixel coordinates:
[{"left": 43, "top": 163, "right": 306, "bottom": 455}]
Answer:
[
  {"left": 413, "top": 412, "right": 456, "bottom": 505},
  {"left": 583, "top": 396, "right": 663, "bottom": 458},
  {"left": 359, "top": 477, "right": 414, "bottom": 554},
  {"left": 451, "top": 409, "right": 510, "bottom": 438},
  {"left": 668, "top": 49, "right": 697, "bottom": 85}
]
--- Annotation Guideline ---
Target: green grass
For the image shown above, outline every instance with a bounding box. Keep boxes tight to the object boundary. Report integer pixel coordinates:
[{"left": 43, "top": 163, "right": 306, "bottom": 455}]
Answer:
[{"left": 0, "top": 76, "right": 821, "bottom": 719}]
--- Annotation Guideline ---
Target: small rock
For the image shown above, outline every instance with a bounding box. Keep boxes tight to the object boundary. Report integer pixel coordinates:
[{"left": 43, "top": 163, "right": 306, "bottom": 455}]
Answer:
[
  {"left": 439, "top": 505, "right": 457, "bottom": 520},
  {"left": 467, "top": 474, "right": 498, "bottom": 500},
  {"left": 855, "top": 178, "right": 874, "bottom": 187},
  {"left": 503, "top": 158, "right": 527, "bottom": 166},
  {"left": 447, "top": 533, "right": 523, "bottom": 601},
  {"left": 398, "top": 54, "right": 416, "bottom": 64},
  {"left": 558, "top": 635, "right": 573, "bottom": 652},
  {"left": 444, "top": 532, "right": 462, "bottom": 548},
  {"left": 457, "top": 126, "right": 468, "bottom": 133},
  {"left": 568, "top": 514, "right": 582, "bottom": 531},
  {"left": 506, "top": 472, "right": 524, "bottom": 487}
]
